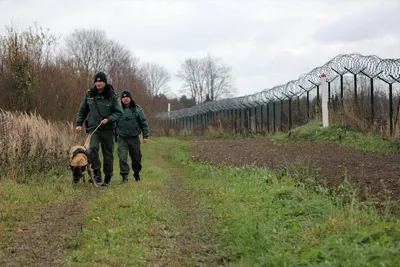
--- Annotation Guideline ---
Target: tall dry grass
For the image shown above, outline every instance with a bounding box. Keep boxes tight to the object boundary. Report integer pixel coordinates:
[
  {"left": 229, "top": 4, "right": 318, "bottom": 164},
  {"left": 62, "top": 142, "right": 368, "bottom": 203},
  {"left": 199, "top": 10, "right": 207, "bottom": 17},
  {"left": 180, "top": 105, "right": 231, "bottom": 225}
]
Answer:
[
  {"left": 329, "top": 89, "right": 400, "bottom": 139},
  {"left": 0, "top": 109, "right": 81, "bottom": 182}
]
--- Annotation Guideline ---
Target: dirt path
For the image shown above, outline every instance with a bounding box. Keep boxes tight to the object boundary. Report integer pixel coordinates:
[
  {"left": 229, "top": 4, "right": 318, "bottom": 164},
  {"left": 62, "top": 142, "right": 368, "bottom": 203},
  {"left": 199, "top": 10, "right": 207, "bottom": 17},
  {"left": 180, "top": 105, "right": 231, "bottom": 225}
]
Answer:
[
  {"left": 145, "top": 145, "right": 228, "bottom": 266},
  {"left": 3, "top": 193, "right": 91, "bottom": 267},
  {"left": 189, "top": 138, "right": 400, "bottom": 201},
  {"left": 2, "top": 143, "right": 227, "bottom": 267}
]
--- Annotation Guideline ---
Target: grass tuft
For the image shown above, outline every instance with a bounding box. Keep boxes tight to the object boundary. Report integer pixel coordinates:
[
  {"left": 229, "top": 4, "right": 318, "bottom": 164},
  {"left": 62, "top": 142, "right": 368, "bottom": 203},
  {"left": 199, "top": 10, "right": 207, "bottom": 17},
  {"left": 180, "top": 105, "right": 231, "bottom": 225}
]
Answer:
[{"left": 272, "top": 120, "right": 400, "bottom": 152}]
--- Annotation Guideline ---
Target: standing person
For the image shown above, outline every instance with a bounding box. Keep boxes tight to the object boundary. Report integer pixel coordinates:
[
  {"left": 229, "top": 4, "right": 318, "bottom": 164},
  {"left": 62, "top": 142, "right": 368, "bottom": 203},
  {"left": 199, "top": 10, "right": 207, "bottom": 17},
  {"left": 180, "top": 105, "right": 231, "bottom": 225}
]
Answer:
[
  {"left": 75, "top": 72, "right": 123, "bottom": 187},
  {"left": 116, "top": 90, "right": 149, "bottom": 184}
]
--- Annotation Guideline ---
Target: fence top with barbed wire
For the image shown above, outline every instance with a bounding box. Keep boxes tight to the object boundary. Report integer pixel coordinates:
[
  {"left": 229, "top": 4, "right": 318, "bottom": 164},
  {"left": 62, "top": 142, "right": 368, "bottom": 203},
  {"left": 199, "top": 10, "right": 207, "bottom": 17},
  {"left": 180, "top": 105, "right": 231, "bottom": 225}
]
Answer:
[{"left": 158, "top": 53, "right": 400, "bottom": 120}]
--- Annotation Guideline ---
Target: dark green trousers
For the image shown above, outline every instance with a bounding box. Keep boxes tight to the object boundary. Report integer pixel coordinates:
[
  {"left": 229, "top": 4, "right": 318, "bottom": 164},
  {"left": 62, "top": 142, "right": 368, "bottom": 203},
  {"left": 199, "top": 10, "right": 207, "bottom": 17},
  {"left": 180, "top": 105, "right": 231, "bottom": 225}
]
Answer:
[
  {"left": 90, "top": 130, "right": 114, "bottom": 176},
  {"left": 117, "top": 136, "right": 142, "bottom": 176}
]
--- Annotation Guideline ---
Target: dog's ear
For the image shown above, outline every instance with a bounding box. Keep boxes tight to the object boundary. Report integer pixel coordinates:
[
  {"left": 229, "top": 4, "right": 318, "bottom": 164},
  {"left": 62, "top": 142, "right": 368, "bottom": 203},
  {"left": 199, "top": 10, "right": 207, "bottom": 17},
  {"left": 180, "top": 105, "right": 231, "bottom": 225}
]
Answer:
[{"left": 81, "top": 166, "right": 86, "bottom": 172}]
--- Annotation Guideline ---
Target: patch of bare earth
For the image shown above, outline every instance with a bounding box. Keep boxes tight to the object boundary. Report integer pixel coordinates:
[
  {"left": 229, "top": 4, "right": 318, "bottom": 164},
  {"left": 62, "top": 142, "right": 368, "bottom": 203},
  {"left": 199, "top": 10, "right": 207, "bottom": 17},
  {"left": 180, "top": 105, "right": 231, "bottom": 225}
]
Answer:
[
  {"left": 189, "top": 138, "right": 400, "bottom": 201},
  {"left": 2, "top": 195, "right": 89, "bottom": 267},
  {"left": 145, "top": 146, "right": 228, "bottom": 266}
]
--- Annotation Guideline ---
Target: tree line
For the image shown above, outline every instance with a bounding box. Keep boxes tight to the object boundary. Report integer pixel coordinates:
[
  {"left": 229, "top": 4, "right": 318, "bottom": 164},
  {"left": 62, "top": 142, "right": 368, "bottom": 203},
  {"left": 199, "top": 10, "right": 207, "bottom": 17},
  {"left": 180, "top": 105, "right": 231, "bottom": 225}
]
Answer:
[{"left": 0, "top": 24, "right": 236, "bottom": 123}]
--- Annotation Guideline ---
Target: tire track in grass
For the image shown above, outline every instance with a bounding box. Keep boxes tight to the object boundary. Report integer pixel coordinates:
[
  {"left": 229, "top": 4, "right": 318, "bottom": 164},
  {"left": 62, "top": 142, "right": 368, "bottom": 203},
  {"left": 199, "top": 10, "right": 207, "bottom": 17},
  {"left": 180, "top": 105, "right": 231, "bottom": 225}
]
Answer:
[
  {"left": 145, "top": 144, "right": 228, "bottom": 266},
  {"left": 3, "top": 189, "right": 97, "bottom": 267}
]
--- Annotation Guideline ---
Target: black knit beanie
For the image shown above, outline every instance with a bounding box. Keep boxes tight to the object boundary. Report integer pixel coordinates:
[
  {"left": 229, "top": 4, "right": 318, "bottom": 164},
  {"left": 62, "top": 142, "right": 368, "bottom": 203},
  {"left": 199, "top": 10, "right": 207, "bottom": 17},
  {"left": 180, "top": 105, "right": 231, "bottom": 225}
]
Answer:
[
  {"left": 121, "top": 90, "right": 132, "bottom": 99},
  {"left": 94, "top": 72, "right": 107, "bottom": 83}
]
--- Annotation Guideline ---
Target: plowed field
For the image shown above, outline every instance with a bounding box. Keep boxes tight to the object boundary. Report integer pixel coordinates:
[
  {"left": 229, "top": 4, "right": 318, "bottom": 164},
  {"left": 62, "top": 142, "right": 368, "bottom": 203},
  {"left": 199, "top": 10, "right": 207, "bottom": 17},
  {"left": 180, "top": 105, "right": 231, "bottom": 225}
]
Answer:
[{"left": 189, "top": 139, "right": 400, "bottom": 201}]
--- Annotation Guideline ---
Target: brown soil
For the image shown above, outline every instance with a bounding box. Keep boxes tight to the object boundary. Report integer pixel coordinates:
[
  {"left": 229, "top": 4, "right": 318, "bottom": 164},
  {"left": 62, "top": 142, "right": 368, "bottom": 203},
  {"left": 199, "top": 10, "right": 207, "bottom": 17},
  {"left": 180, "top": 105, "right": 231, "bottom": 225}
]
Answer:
[
  {"left": 3, "top": 196, "right": 88, "bottom": 267},
  {"left": 189, "top": 138, "right": 400, "bottom": 201}
]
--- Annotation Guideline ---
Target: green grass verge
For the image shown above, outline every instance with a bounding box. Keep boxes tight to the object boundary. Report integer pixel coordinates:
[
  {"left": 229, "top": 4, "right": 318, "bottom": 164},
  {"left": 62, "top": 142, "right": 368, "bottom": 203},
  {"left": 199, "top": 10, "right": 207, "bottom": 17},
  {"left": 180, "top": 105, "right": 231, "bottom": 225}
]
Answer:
[
  {"left": 0, "top": 166, "right": 83, "bottom": 262},
  {"left": 170, "top": 141, "right": 400, "bottom": 266},
  {"left": 272, "top": 120, "right": 400, "bottom": 153},
  {"left": 64, "top": 138, "right": 181, "bottom": 266},
  {"left": 0, "top": 139, "right": 181, "bottom": 266}
]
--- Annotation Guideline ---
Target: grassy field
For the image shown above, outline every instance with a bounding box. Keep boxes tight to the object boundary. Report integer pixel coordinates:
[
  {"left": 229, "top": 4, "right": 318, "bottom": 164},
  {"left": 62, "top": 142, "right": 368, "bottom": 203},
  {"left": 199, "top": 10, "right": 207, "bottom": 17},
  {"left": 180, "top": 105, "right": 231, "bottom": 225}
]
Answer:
[
  {"left": 170, "top": 141, "right": 400, "bottom": 266},
  {"left": 1, "top": 133, "right": 399, "bottom": 266}
]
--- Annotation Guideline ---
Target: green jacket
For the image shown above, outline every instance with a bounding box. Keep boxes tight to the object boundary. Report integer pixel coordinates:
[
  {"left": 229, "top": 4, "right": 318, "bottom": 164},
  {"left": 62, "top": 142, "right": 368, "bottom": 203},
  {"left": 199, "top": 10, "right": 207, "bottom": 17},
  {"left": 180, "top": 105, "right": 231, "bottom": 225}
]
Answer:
[
  {"left": 76, "top": 85, "right": 123, "bottom": 132},
  {"left": 116, "top": 102, "right": 149, "bottom": 138}
]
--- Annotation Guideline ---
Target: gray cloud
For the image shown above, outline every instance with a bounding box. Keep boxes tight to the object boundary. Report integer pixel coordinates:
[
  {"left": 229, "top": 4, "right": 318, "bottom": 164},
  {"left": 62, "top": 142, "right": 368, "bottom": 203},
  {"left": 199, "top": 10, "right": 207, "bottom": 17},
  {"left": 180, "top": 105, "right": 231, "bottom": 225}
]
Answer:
[
  {"left": 119, "top": 19, "right": 260, "bottom": 52},
  {"left": 0, "top": 0, "right": 399, "bottom": 97},
  {"left": 314, "top": 2, "right": 400, "bottom": 44},
  {"left": 113, "top": 1, "right": 269, "bottom": 52}
]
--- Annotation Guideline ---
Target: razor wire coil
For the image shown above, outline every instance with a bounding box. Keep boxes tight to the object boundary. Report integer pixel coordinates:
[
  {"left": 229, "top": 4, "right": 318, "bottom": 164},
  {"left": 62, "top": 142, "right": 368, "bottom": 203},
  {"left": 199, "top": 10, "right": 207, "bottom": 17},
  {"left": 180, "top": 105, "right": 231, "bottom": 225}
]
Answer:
[{"left": 158, "top": 53, "right": 400, "bottom": 119}]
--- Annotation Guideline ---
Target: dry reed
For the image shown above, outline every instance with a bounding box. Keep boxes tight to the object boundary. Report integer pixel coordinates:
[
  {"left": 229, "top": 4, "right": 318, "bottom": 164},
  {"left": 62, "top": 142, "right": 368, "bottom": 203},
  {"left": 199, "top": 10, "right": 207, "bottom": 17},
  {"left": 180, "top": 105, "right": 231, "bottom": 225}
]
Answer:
[{"left": 0, "top": 109, "right": 81, "bottom": 182}]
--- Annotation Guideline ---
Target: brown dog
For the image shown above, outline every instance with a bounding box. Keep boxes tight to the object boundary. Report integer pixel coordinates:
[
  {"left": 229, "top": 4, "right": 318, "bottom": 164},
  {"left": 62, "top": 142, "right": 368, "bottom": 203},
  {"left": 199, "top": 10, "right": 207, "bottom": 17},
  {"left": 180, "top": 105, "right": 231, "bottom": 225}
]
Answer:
[{"left": 69, "top": 145, "right": 96, "bottom": 186}]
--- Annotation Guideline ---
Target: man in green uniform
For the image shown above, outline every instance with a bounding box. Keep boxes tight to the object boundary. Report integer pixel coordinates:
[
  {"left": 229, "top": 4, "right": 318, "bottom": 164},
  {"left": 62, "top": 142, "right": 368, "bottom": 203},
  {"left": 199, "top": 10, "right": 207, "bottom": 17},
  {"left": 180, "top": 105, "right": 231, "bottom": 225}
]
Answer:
[
  {"left": 75, "top": 72, "right": 123, "bottom": 187},
  {"left": 117, "top": 90, "right": 149, "bottom": 184}
]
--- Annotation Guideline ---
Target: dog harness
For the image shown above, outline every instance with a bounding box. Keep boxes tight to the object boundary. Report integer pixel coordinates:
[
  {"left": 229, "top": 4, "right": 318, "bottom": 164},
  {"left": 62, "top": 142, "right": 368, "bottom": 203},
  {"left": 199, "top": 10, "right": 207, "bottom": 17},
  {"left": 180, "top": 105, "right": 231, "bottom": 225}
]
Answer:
[{"left": 72, "top": 148, "right": 91, "bottom": 163}]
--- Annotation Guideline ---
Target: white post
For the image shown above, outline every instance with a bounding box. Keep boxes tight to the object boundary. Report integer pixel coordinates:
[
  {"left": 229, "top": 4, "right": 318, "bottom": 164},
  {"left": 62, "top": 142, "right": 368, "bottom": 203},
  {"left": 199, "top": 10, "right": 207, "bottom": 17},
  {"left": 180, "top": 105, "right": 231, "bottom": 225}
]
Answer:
[
  {"left": 321, "top": 73, "right": 329, "bottom": 127},
  {"left": 168, "top": 103, "right": 171, "bottom": 118}
]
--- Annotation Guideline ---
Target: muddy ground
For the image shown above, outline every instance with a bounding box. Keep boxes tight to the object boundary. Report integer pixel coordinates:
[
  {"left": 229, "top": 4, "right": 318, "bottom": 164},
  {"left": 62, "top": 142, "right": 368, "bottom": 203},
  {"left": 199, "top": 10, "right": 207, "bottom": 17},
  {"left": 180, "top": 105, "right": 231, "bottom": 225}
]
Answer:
[
  {"left": 3, "top": 197, "right": 88, "bottom": 267},
  {"left": 189, "top": 138, "right": 400, "bottom": 202}
]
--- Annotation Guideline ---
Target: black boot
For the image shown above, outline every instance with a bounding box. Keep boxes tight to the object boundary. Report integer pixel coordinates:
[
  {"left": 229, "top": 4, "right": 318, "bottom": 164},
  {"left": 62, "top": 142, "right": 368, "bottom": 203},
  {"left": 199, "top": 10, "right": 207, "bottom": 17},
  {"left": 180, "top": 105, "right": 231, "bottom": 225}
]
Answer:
[
  {"left": 93, "top": 169, "right": 102, "bottom": 183},
  {"left": 134, "top": 172, "right": 140, "bottom": 182},
  {"left": 120, "top": 174, "right": 128, "bottom": 184},
  {"left": 102, "top": 175, "right": 111, "bottom": 187}
]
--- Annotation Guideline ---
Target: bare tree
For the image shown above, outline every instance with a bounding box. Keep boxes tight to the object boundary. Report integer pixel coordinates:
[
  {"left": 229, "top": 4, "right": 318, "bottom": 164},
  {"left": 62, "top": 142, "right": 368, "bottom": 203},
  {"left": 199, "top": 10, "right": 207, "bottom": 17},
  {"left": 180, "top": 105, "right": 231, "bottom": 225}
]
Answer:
[
  {"left": 64, "top": 29, "right": 109, "bottom": 81},
  {"left": 140, "top": 62, "right": 171, "bottom": 97},
  {"left": 177, "top": 58, "right": 206, "bottom": 104},
  {"left": 106, "top": 40, "right": 137, "bottom": 86},
  {"left": 0, "top": 23, "right": 161, "bottom": 122},
  {"left": 64, "top": 29, "right": 147, "bottom": 93},
  {"left": 204, "top": 54, "right": 235, "bottom": 101},
  {"left": 0, "top": 24, "right": 58, "bottom": 112},
  {"left": 177, "top": 54, "right": 235, "bottom": 104}
]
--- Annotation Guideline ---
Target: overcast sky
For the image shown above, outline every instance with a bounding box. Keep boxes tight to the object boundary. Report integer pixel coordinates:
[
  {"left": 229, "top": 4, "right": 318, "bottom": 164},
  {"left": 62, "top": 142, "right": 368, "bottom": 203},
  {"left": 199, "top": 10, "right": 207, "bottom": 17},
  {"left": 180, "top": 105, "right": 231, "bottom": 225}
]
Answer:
[{"left": 0, "top": 0, "right": 399, "bottom": 98}]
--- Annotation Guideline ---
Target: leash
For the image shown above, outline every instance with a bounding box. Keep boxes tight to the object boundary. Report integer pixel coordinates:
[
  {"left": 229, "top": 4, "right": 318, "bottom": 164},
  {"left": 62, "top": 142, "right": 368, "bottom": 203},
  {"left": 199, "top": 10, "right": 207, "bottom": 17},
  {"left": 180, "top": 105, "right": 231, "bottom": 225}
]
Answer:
[
  {"left": 83, "top": 122, "right": 103, "bottom": 150},
  {"left": 80, "top": 122, "right": 103, "bottom": 188}
]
